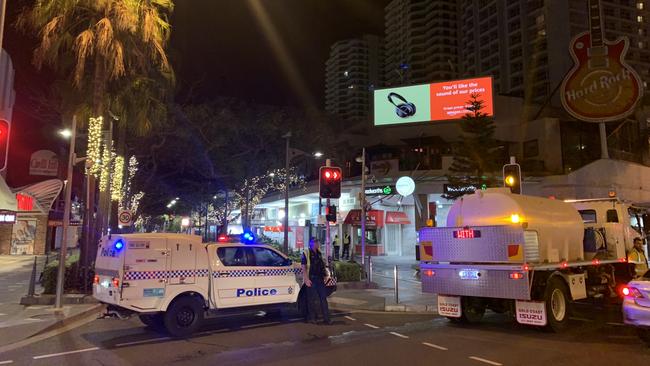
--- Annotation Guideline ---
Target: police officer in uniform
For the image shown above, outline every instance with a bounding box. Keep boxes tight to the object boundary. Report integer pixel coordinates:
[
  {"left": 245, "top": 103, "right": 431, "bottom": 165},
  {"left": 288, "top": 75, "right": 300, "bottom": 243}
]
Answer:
[
  {"left": 332, "top": 234, "right": 340, "bottom": 261},
  {"left": 342, "top": 233, "right": 351, "bottom": 260},
  {"left": 301, "top": 238, "right": 333, "bottom": 325}
]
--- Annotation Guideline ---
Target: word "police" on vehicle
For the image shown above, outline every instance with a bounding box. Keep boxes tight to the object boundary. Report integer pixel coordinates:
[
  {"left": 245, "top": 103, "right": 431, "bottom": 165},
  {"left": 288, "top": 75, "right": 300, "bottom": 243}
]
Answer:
[{"left": 236, "top": 288, "right": 278, "bottom": 297}]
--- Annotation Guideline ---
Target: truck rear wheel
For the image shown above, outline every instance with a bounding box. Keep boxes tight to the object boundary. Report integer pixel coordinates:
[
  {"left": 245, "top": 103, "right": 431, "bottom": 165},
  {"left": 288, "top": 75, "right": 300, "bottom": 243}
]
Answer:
[
  {"left": 164, "top": 296, "right": 204, "bottom": 337},
  {"left": 460, "top": 297, "right": 486, "bottom": 324},
  {"left": 544, "top": 277, "right": 571, "bottom": 332}
]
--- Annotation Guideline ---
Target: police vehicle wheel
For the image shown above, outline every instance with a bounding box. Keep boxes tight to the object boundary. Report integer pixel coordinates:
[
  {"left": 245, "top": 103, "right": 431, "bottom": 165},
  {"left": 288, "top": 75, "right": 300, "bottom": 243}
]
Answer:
[
  {"left": 139, "top": 314, "right": 163, "bottom": 328},
  {"left": 164, "top": 296, "right": 204, "bottom": 337},
  {"left": 460, "top": 297, "right": 485, "bottom": 324},
  {"left": 638, "top": 329, "right": 650, "bottom": 347},
  {"left": 543, "top": 277, "right": 571, "bottom": 332}
]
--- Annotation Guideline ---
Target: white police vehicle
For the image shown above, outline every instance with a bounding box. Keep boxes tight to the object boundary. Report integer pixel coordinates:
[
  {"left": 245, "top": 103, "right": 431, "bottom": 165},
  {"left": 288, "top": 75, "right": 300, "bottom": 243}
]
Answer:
[{"left": 93, "top": 233, "right": 318, "bottom": 337}]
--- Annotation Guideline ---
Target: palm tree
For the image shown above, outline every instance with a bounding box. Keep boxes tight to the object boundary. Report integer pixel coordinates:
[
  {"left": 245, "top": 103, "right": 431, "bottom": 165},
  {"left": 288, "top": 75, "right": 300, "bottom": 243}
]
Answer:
[
  {"left": 17, "top": 0, "right": 175, "bottom": 270},
  {"left": 17, "top": 0, "right": 174, "bottom": 116}
]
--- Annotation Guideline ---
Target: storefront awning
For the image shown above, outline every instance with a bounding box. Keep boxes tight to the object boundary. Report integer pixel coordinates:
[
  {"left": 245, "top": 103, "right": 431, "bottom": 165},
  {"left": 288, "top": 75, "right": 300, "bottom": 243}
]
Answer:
[
  {"left": 343, "top": 209, "right": 384, "bottom": 228},
  {"left": 385, "top": 211, "right": 411, "bottom": 225}
]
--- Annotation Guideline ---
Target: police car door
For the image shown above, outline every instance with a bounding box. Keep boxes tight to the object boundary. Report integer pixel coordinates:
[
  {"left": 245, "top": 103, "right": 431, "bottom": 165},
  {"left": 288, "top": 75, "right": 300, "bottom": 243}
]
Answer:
[
  {"left": 214, "top": 246, "right": 255, "bottom": 308},
  {"left": 250, "top": 246, "right": 298, "bottom": 305}
]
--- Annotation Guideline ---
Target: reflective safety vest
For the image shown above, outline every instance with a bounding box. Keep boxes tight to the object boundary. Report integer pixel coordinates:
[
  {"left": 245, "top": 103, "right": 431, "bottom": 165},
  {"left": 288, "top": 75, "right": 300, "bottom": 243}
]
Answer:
[{"left": 628, "top": 248, "right": 649, "bottom": 277}]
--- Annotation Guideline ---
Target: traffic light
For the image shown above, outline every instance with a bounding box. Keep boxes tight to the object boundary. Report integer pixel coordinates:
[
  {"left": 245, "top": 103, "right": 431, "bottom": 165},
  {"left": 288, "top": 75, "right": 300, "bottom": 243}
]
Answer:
[
  {"left": 0, "top": 119, "right": 9, "bottom": 171},
  {"left": 326, "top": 205, "right": 337, "bottom": 223},
  {"left": 503, "top": 163, "right": 522, "bottom": 194},
  {"left": 319, "top": 166, "right": 342, "bottom": 199}
]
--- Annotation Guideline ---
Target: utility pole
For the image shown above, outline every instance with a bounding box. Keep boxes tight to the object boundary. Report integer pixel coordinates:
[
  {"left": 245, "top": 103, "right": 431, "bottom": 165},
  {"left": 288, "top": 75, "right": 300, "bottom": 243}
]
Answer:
[
  {"left": 360, "top": 148, "right": 367, "bottom": 266},
  {"left": 55, "top": 115, "right": 77, "bottom": 309},
  {"left": 282, "top": 132, "right": 291, "bottom": 254},
  {"left": 0, "top": 0, "right": 6, "bottom": 53}
]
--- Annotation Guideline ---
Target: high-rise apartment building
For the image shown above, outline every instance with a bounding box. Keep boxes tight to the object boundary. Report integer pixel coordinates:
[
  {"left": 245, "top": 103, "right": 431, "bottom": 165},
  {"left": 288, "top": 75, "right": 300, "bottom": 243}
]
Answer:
[
  {"left": 324, "top": 35, "right": 384, "bottom": 122},
  {"left": 382, "top": 0, "right": 649, "bottom": 103},
  {"left": 384, "top": 0, "right": 459, "bottom": 86},
  {"left": 458, "top": 0, "right": 650, "bottom": 103}
]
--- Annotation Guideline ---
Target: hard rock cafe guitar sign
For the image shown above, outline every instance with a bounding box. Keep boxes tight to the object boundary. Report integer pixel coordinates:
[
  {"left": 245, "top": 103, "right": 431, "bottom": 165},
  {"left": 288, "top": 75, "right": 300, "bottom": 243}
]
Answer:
[{"left": 561, "top": 0, "right": 643, "bottom": 122}]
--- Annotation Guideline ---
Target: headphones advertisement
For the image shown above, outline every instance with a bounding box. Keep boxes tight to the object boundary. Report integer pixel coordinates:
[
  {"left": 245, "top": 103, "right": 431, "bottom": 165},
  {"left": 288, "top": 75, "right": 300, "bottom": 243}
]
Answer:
[{"left": 373, "top": 76, "right": 493, "bottom": 126}]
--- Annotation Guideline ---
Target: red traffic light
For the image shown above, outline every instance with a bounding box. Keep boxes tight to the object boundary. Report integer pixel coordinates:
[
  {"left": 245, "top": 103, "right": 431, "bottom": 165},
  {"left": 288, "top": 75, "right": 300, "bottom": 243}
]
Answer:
[
  {"left": 0, "top": 120, "right": 9, "bottom": 171},
  {"left": 319, "top": 166, "right": 342, "bottom": 199}
]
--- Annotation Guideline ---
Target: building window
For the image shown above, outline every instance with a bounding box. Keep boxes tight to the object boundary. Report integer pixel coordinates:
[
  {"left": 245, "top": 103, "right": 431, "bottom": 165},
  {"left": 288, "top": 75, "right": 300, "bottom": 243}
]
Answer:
[
  {"left": 638, "top": 2, "right": 644, "bottom": 10},
  {"left": 638, "top": 15, "right": 644, "bottom": 23}
]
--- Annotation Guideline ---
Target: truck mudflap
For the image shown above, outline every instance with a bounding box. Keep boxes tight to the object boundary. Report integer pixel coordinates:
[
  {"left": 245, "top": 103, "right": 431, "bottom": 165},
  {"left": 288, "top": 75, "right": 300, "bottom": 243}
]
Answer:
[
  {"left": 437, "top": 295, "right": 548, "bottom": 326},
  {"left": 422, "top": 264, "right": 531, "bottom": 300}
]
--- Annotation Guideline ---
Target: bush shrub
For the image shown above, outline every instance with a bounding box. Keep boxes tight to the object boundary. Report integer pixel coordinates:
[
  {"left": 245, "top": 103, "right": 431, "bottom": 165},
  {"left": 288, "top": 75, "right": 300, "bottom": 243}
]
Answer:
[
  {"left": 333, "top": 261, "right": 364, "bottom": 282},
  {"left": 41, "top": 254, "right": 94, "bottom": 294}
]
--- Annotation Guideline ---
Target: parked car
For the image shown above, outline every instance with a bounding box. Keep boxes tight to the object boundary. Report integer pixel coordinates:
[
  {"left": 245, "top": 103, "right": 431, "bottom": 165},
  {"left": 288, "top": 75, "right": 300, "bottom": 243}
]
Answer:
[{"left": 622, "top": 270, "right": 650, "bottom": 346}]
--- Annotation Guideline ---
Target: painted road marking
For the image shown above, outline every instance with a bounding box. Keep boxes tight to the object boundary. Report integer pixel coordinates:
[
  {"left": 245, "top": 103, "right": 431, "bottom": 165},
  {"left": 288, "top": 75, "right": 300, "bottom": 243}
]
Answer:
[
  {"left": 389, "top": 331, "right": 409, "bottom": 339},
  {"left": 115, "top": 337, "right": 171, "bottom": 347},
  {"left": 606, "top": 322, "right": 626, "bottom": 327},
  {"left": 33, "top": 347, "right": 100, "bottom": 360},
  {"left": 0, "top": 360, "right": 13, "bottom": 365},
  {"left": 344, "top": 316, "right": 356, "bottom": 321},
  {"left": 364, "top": 323, "right": 380, "bottom": 329},
  {"left": 422, "top": 342, "right": 448, "bottom": 350},
  {"left": 0, "top": 313, "right": 7, "bottom": 316},
  {"left": 469, "top": 356, "right": 502, "bottom": 366}
]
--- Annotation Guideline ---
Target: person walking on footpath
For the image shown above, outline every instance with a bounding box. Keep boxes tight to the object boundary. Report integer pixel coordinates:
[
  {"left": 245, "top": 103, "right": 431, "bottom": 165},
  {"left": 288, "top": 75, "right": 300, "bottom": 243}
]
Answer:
[
  {"left": 301, "top": 238, "right": 333, "bottom": 325},
  {"left": 332, "top": 234, "right": 340, "bottom": 261},
  {"left": 342, "top": 232, "right": 351, "bottom": 260},
  {"left": 628, "top": 237, "right": 649, "bottom": 278}
]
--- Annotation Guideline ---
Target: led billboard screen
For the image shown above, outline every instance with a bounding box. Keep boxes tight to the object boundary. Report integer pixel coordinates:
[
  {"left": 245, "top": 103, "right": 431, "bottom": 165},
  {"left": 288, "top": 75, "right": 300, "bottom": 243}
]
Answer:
[{"left": 373, "top": 76, "right": 493, "bottom": 126}]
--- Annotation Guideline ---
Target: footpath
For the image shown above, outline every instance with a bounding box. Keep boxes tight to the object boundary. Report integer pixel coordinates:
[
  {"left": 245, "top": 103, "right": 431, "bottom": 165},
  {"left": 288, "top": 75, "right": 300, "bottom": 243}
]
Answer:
[
  {"left": 329, "top": 255, "right": 438, "bottom": 313},
  {"left": 0, "top": 255, "right": 102, "bottom": 349}
]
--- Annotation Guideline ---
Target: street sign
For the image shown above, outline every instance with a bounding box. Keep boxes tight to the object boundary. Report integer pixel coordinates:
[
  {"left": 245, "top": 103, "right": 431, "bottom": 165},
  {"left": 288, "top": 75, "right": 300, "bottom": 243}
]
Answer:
[{"left": 118, "top": 210, "right": 133, "bottom": 226}]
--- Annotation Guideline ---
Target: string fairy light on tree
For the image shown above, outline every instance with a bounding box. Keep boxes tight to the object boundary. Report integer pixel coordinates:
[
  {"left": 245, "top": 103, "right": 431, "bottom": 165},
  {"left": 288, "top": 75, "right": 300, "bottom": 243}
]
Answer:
[
  {"left": 86, "top": 116, "right": 103, "bottom": 176},
  {"left": 111, "top": 155, "right": 125, "bottom": 202},
  {"left": 99, "top": 140, "right": 113, "bottom": 192}
]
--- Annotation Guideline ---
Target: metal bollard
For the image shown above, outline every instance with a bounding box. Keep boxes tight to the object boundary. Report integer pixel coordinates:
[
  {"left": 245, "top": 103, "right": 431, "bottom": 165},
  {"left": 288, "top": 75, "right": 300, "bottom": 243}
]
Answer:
[
  {"left": 27, "top": 256, "right": 37, "bottom": 297},
  {"left": 367, "top": 256, "right": 373, "bottom": 284},
  {"left": 394, "top": 265, "right": 399, "bottom": 304}
]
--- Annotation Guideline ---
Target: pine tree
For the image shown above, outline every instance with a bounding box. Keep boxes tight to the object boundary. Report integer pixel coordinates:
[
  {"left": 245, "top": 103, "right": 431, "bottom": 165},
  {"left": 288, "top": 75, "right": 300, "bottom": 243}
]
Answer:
[{"left": 443, "top": 94, "right": 501, "bottom": 200}]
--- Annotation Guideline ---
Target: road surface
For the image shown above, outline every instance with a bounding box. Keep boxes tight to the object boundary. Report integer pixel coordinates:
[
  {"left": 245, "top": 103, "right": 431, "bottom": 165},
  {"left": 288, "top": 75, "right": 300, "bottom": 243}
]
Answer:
[{"left": 0, "top": 306, "right": 649, "bottom": 365}]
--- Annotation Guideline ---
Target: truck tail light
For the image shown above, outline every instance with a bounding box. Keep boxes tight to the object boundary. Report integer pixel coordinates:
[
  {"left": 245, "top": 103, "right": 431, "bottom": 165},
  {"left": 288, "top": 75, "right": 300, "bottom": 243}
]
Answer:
[
  {"left": 424, "top": 269, "right": 435, "bottom": 277},
  {"left": 93, "top": 275, "right": 100, "bottom": 284},
  {"left": 509, "top": 272, "right": 524, "bottom": 280},
  {"left": 112, "top": 277, "right": 120, "bottom": 288}
]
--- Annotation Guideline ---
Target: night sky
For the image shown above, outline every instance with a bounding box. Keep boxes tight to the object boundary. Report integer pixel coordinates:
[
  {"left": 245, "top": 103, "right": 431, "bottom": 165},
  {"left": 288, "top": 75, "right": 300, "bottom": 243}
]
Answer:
[
  {"left": 170, "top": 0, "right": 389, "bottom": 106},
  {"left": 4, "top": 0, "right": 390, "bottom": 185}
]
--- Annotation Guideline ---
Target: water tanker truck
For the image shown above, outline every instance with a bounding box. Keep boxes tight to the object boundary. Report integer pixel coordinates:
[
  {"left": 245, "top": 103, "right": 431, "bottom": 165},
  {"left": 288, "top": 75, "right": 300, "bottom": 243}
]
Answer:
[{"left": 419, "top": 188, "right": 648, "bottom": 331}]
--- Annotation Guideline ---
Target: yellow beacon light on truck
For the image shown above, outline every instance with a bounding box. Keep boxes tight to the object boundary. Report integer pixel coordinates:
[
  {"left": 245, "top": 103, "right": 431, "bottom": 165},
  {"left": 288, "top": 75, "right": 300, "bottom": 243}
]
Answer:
[{"left": 510, "top": 214, "right": 521, "bottom": 224}]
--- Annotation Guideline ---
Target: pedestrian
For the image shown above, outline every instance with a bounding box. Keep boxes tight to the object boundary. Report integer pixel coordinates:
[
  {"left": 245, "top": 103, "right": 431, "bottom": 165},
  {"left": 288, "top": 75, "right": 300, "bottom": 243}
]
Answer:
[
  {"left": 628, "top": 237, "right": 649, "bottom": 278},
  {"left": 342, "top": 232, "right": 351, "bottom": 260},
  {"left": 301, "top": 238, "right": 333, "bottom": 325},
  {"left": 332, "top": 234, "right": 340, "bottom": 261}
]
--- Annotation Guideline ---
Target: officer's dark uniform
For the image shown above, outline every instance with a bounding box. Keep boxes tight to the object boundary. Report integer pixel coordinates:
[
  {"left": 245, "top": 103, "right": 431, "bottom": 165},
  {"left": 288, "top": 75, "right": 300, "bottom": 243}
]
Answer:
[{"left": 301, "top": 248, "right": 331, "bottom": 324}]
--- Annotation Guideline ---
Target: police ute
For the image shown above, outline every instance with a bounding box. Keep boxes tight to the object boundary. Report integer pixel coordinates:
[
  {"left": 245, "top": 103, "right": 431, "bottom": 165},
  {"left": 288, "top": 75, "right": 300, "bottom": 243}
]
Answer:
[{"left": 93, "top": 233, "right": 319, "bottom": 337}]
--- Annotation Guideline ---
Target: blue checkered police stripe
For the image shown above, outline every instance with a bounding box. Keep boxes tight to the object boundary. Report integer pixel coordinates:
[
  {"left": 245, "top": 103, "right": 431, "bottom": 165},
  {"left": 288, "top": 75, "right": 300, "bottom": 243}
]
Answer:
[{"left": 124, "top": 268, "right": 303, "bottom": 281}]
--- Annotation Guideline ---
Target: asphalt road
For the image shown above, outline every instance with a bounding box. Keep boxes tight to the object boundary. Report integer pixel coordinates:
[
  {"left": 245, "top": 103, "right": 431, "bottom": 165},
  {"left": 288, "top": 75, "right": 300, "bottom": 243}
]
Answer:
[{"left": 1, "top": 306, "right": 649, "bottom": 366}]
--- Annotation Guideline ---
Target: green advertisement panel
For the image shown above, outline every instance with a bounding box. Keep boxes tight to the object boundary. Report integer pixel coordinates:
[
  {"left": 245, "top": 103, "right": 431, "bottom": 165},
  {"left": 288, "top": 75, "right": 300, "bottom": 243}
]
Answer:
[{"left": 373, "top": 84, "right": 431, "bottom": 126}]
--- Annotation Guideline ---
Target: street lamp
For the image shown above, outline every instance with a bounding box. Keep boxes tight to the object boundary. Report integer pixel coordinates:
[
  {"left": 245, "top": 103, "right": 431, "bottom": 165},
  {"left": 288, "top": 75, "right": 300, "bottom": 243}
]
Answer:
[
  {"left": 59, "top": 129, "right": 72, "bottom": 138},
  {"left": 55, "top": 115, "right": 82, "bottom": 309},
  {"left": 313, "top": 152, "right": 324, "bottom": 158}
]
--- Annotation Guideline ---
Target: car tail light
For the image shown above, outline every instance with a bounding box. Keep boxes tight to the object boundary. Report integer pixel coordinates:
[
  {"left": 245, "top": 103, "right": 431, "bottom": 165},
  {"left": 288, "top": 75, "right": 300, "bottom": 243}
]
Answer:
[
  {"left": 509, "top": 272, "right": 524, "bottom": 280},
  {"left": 112, "top": 277, "right": 120, "bottom": 288},
  {"left": 93, "top": 275, "right": 100, "bottom": 284},
  {"left": 591, "top": 259, "right": 600, "bottom": 266},
  {"left": 621, "top": 286, "right": 643, "bottom": 298}
]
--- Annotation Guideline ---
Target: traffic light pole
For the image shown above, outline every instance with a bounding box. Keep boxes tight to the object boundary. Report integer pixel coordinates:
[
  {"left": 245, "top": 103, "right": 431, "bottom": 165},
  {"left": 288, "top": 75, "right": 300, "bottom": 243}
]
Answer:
[
  {"left": 360, "top": 148, "right": 366, "bottom": 266},
  {"left": 283, "top": 132, "right": 291, "bottom": 254},
  {"left": 325, "top": 159, "right": 331, "bottom": 262}
]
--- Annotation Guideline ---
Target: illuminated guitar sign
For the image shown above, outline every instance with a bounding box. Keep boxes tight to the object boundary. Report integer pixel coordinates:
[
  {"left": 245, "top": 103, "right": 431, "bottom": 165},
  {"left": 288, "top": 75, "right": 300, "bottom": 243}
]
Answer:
[{"left": 561, "top": 0, "right": 643, "bottom": 122}]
